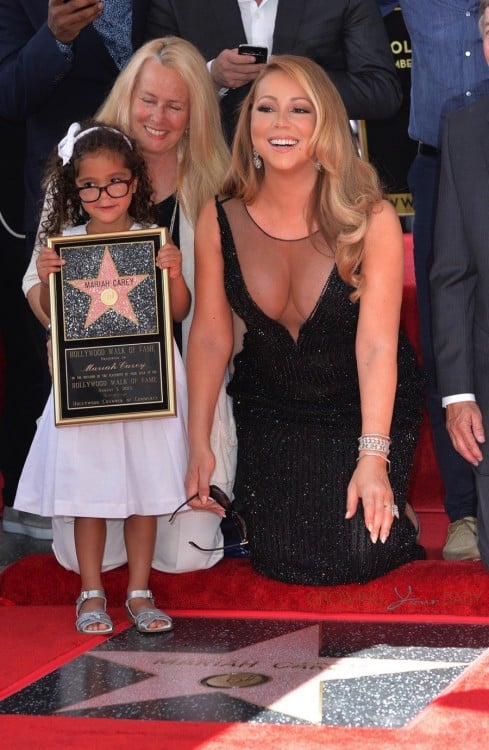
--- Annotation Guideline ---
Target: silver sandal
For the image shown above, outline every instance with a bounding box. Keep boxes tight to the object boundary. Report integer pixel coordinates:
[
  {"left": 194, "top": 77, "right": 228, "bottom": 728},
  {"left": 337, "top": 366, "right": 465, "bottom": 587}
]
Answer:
[
  {"left": 76, "top": 589, "right": 113, "bottom": 635},
  {"left": 125, "top": 589, "right": 173, "bottom": 633}
]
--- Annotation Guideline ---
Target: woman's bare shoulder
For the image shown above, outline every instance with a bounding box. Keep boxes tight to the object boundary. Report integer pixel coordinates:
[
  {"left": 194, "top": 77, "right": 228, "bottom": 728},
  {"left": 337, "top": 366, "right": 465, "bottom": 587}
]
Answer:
[
  {"left": 366, "top": 199, "right": 402, "bottom": 247},
  {"left": 370, "top": 198, "right": 400, "bottom": 228},
  {"left": 195, "top": 197, "right": 222, "bottom": 256}
]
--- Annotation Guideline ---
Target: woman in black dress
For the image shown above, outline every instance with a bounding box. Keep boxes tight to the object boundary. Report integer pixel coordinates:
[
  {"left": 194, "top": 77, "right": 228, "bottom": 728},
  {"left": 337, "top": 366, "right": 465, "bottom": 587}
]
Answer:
[{"left": 185, "top": 55, "right": 425, "bottom": 585}]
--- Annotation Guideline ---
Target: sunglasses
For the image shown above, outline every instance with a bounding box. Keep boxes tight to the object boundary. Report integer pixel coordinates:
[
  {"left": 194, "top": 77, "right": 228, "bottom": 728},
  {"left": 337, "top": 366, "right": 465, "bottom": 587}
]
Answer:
[{"left": 168, "top": 485, "right": 248, "bottom": 552}]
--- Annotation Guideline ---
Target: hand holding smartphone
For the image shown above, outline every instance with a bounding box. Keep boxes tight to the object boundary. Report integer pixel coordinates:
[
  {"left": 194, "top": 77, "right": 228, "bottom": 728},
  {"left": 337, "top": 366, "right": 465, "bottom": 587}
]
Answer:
[
  {"left": 238, "top": 44, "right": 268, "bottom": 64},
  {"left": 50, "top": 0, "right": 102, "bottom": 43}
]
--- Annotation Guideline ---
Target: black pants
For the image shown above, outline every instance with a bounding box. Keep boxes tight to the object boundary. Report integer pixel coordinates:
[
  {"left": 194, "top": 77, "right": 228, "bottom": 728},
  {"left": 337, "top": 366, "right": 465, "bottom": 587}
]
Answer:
[{"left": 0, "top": 119, "right": 48, "bottom": 507}]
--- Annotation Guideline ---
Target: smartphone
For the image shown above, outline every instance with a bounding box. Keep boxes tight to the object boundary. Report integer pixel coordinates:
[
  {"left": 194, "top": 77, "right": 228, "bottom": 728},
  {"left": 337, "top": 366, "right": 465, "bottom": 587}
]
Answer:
[{"left": 238, "top": 44, "right": 268, "bottom": 64}]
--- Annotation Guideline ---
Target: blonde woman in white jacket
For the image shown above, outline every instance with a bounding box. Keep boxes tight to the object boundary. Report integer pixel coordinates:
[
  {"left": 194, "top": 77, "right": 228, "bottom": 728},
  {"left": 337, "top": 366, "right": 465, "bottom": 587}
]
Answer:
[{"left": 23, "top": 37, "right": 237, "bottom": 574}]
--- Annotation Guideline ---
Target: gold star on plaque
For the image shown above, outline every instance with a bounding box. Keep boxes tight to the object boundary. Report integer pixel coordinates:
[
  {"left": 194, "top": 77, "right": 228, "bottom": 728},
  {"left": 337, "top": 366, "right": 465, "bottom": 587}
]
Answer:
[{"left": 68, "top": 246, "right": 149, "bottom": 328}]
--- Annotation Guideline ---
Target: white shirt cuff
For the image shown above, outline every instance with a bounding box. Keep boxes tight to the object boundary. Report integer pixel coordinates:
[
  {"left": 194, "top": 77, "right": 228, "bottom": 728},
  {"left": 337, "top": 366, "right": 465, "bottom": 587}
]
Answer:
[
  {"left": 207, "top": 59, "right": 229, "bottom": 97},
  {"left": 442, "top": 393, "right": 476, "bottom": 407}
]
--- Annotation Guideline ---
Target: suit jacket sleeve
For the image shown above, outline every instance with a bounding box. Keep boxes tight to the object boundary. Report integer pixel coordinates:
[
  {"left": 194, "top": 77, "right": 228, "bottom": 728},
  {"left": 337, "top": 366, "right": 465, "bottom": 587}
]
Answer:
[
  {"left": 0, "top": 1, "right": 73, "bottom": 121},
  {"left": 146, "top": 0, "right": 180, "bottom": 39},
  {"left": 431, "top": 111, "right": 477, "bottom": 397},
  {"left": 321, "top": 0, "right": 401, "bottom": 119}
]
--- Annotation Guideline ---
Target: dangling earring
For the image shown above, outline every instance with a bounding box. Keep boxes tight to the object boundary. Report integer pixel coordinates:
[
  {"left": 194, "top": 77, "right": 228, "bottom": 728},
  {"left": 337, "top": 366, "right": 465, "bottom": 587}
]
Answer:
[
  {"left": 314, "top": 158, "right": 323, "bottom": 172},
  {"left": 184, "top": 127, "right": 189, "bottom": 137},
  {"left": 252, "top": 148, "right": 262, "bottom": 170}
]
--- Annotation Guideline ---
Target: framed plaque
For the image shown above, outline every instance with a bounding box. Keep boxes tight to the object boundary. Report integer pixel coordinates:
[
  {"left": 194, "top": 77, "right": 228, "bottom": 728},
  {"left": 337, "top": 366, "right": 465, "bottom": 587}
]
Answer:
[{"left": 48, "top": 227, "right": 176, "bottom": 425}]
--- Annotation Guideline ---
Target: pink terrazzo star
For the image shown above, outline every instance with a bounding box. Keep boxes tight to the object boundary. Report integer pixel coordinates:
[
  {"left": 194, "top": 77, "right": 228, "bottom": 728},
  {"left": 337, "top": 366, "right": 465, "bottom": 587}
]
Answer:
[
  {"left": 56, "top": 625, "right": 467, "bottom": 725},
  {"left": 68, "top": 246, "right": 149, "bottom": 328}
]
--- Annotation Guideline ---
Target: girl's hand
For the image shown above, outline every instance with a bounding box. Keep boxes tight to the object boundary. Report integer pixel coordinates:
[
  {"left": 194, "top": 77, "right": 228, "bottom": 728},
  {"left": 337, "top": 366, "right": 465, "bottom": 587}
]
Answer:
[
  {"left": 185, "top": 447, "right": 226, "bottom": 518},
  {"left": 156, "top": 240, "right": 183, "bottom": 280},
  {"left": 345, "top": 455, "right": 395, "bottom": 544},
  {"left": 46, "top": 338, "right": 53, "bottom": 380},
  {"left": 37, "top": 247, "right": 65, "bottom": 285}
]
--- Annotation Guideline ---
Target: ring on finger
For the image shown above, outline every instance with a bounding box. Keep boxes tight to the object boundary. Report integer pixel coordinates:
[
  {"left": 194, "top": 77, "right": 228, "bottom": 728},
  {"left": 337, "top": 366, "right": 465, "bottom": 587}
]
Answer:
[{"left": 383, "top": 503, "right": 399, "bottom": 519}]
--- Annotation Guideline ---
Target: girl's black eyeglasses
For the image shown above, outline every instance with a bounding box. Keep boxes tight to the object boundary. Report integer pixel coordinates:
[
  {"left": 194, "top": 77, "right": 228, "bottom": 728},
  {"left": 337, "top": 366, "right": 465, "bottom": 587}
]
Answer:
[
  {"left": 76, "top": 178, "right": 134, "bottom": 203},
  {"left": 168, "top": 485, "right": 248, "bottom": 552}
]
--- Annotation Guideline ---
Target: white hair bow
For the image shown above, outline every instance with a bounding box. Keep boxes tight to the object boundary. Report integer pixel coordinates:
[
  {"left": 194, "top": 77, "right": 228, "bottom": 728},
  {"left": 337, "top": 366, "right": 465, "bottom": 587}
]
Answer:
[
  {"left": 57, "top": 121, "right": 133, "bottom": 166},
  {"left": 57, "top": 122, "right": 82, "bottom": 166}
]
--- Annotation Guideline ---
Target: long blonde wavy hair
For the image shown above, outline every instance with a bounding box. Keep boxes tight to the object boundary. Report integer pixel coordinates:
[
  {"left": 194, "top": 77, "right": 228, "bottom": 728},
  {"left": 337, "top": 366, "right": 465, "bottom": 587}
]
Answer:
[
  {"left": 97, "top": 37, "right": 230, "bottom": 225},
  {"left": 222, "top": 55, "right": 384, "bottom": 300}
]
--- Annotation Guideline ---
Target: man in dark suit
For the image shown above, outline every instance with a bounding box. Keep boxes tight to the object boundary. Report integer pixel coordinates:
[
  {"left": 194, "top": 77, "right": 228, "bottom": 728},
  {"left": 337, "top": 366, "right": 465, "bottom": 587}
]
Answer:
[
  {"left": 399, "top": 1, "right": 489, "bottom": 562},
  {"left": 146, "top": 0, "right": 402, "bottom": 140},
  {"left": 430, "top": 0, "right": 489, "bottom": 568},
  {"left": 0, "top": 0, "right": 149, "bottom": 537}
]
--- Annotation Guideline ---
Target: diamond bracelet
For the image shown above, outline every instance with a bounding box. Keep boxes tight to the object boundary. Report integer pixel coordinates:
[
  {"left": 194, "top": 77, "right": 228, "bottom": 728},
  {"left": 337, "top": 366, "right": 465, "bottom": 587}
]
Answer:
[{"left": 358, "top": 434, "right": 391, "bottom": 455}]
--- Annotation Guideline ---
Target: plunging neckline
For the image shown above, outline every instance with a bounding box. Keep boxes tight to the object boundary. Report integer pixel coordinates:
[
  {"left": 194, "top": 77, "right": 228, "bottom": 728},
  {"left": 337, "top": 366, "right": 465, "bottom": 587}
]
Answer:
[
  {"left": 244, "top": 204, "right": 321, "bottom": 242},
  {"left": 242, "top": 263, "right": 337, "bottom": 346},
  {"left": 220, "top": 201, "right": 336, "bottom": 346}
]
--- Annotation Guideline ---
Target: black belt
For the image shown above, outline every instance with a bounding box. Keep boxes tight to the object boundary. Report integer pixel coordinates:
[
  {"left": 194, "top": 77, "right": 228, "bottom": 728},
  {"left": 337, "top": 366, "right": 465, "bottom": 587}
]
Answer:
[{"left": 418, "top": 142, "right": 441, "bottom": 157}]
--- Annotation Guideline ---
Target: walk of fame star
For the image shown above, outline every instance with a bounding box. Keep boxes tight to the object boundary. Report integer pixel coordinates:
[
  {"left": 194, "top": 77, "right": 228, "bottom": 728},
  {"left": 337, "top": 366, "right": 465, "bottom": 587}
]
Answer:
[
  {"left": 53, "top": 622, "right": 476, "bottom": 726},
  {"left": 68, "top": 247, "right": 149, "bottom": 328},
  {"left": 1, "top": 617, "right": 486, "bottom": 728}
]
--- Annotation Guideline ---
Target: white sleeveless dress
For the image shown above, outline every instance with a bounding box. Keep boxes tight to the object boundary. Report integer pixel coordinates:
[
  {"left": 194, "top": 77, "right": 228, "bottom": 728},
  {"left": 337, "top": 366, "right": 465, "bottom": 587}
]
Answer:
[{"left": 14, "top": 223, "right": 188, "bottom": 519}]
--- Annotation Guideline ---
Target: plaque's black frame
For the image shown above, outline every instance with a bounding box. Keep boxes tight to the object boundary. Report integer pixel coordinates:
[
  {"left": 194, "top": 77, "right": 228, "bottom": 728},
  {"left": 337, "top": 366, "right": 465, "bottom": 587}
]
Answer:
[{"left": 48, "top": 227, "right": 175, "bottom": 425}]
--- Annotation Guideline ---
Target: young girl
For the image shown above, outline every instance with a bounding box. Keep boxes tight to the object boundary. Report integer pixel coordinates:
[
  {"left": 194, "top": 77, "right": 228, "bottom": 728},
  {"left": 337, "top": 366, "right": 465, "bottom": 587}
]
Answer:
[{"left": 14, "top": 120, "right": 191, "bottom": 634}]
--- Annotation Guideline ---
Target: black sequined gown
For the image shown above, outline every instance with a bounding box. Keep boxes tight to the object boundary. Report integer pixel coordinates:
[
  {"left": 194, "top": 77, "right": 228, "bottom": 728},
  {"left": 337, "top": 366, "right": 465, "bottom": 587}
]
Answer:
[{"left": 218, "top": 197, "right": 425, "bottom": 585}]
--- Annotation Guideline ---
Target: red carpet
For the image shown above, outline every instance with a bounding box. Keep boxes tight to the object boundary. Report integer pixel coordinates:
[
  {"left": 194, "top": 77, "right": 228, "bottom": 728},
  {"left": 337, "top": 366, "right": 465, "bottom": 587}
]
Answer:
[{"left": 1, "top": 554, "right": 487, "bottom": 617}]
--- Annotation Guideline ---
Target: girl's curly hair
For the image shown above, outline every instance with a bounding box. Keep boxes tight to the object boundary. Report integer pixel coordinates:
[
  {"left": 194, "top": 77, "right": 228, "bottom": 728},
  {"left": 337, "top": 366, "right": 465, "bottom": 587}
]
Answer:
[{"left": 39, "top": 119, "right": 155, "bottom": 243}]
